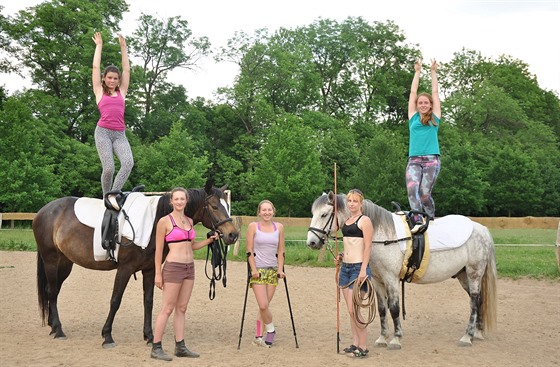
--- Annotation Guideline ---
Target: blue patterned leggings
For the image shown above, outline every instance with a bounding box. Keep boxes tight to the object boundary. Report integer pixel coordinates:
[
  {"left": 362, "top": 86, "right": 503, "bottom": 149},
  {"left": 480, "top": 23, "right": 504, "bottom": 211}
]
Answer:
[
  {"left": 94, "top": 126, "right": 134, "bottom": 196},
  {"left": 405, "top": 155, "right": 440, "bottom": 218}
]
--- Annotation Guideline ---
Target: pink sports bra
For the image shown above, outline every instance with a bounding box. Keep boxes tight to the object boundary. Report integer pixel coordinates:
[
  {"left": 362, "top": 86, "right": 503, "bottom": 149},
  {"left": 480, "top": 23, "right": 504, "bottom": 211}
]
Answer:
[{"left": 165, "top": 215, "right": 195, "bottom": 244}]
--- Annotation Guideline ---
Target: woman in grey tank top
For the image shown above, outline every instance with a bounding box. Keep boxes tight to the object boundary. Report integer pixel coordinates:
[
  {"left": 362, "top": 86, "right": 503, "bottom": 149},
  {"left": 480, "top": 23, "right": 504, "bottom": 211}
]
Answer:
[{"left": 246, "top": 200, "right": 285, "bottom": 347}]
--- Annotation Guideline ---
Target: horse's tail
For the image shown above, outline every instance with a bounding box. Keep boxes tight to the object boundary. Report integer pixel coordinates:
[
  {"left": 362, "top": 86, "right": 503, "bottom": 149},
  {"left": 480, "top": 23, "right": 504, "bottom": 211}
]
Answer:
[
  {"left": 480, "top": 233, "right": 498, "bottom": 334},
  {"left": 36, "top": 252, "right": 49, "bottom": 326}
]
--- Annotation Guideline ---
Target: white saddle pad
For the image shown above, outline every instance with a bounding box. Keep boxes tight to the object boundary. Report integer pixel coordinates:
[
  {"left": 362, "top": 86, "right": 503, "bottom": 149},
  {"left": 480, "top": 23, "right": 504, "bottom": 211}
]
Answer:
[
  {"left": 392, "top": 214, "right": 474, "bottom": 252},
  {"left": 74, "top": 193, "right": 161, "bottom": 261}
]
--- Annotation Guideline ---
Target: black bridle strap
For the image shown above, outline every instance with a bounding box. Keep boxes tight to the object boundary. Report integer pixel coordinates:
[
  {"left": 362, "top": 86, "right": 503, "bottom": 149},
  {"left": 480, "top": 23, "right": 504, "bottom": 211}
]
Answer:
[
  {"left": 307, "top": 211, "right": 336, "bottom": 247},
  {"left": 372, "top": 236, "right": 412, "bottom": 245},
  {"left": 201, "top": 194, "right": 231, "bottom": 300}
]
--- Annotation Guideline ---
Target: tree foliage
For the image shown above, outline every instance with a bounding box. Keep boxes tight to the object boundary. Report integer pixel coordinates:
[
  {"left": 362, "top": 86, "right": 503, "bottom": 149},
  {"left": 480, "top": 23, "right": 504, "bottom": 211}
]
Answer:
[{"left": 1, "top": 2, "right": 558, "bottom": 217}]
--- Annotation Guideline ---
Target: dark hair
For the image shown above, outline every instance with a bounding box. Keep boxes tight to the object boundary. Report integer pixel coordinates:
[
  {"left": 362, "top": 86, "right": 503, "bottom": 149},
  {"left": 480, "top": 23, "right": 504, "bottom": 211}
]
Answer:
[{"left": 102, "top": 65, "right": 121, "bottom": 95}]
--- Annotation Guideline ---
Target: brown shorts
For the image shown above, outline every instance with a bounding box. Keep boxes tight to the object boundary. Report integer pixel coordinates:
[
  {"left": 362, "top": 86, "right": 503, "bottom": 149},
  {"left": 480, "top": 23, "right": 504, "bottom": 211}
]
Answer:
[{"left": 162, "top": 261, "right": 195, "bottom": 283}]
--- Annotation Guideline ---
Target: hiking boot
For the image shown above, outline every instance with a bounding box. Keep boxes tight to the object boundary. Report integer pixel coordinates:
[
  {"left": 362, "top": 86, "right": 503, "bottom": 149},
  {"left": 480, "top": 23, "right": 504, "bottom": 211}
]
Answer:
[
  {"left": 151, "top": 342, "right": 173, "bottom": 361},
  {"left": 265, "top": 331, "right": 276, "bottom": 346},
  {"left": 175, "top": 339, "right": 199, "bottom": 358}
]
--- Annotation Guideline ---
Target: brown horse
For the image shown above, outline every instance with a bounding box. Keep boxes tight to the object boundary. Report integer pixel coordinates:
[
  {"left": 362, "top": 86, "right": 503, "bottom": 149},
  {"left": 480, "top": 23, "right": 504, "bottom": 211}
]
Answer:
[{"left": 33, "top": 181, "right": 239, "bottom": 348}]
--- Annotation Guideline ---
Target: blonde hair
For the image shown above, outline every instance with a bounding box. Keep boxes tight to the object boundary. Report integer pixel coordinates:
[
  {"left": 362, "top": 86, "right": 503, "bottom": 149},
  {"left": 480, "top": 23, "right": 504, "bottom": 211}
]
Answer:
[
  {"left": 256, "top": 200, "right": 276, "bottom": 216},
  {"left": 347, "top": 189, "right": 364, "bottom": 212}
]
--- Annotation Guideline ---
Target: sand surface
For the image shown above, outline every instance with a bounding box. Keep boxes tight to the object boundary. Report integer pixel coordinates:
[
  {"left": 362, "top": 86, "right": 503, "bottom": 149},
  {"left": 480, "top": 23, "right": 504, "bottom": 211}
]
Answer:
[{"left": 0, "top": 251, "right": 558, "bottom": 367}]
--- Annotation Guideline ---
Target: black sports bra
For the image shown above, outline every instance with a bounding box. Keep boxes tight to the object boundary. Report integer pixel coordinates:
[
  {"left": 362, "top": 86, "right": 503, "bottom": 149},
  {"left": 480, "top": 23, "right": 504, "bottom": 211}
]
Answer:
[{"left": 342, "top": 215, "right": 364, "bottom": 238}]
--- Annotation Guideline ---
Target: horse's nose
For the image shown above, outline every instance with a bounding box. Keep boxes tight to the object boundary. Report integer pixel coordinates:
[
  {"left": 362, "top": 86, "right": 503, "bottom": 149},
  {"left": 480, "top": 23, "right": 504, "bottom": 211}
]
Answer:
[
  {"left": 227, "top": 232, "right": 238, "bottom": 244},
  {"left": 308, "top": 240, "right": 316, "bottom": 248}
]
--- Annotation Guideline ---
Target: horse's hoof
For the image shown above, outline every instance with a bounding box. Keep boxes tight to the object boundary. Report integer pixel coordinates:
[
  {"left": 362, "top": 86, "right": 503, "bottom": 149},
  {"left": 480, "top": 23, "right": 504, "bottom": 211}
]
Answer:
[
  {"left": 374, "top": 341, "right": 387, "bottom": 348},
  {"left": 102, "top": 342, "right": 117, "bottom": 349},
  {"left": 458, "top": 335, "right": 473, "bottom": 347},
  {"left": 387, "top": 343, "right": 402, "bottom": 350},
  {"left": 54, "top": 336, "right": 68, "bottom": 340},
  {"left": 473, "top": 330, "right": 485, "bottom": 340}
]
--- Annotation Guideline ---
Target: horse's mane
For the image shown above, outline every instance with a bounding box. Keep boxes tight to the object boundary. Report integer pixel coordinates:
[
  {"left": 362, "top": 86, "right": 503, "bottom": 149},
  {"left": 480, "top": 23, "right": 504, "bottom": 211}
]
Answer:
[
  {"left": 155, "top": 186, "right": 224, "bottom": 220},
  {"left": 314, "top": 192, "right": 395, "bottom": 238},
  {"left": 362, "top": 199, "right": 396, "bottom": 237}
]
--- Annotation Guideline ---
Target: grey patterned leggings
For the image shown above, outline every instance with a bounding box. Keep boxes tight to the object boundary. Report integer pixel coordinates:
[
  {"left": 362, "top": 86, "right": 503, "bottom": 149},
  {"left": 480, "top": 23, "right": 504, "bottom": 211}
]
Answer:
[
  {"left": 405, "top": 155, "right": 440, "bottom": 219},
  {"left": 94, "top": 126, "right": 134, "bottom": 196}
]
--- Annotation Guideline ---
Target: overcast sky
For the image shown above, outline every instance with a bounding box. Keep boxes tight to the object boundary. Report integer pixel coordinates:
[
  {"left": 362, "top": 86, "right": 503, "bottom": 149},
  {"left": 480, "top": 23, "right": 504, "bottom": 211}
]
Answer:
[{"left": 2, "top": 0, "right": 559, "bottom": 100}]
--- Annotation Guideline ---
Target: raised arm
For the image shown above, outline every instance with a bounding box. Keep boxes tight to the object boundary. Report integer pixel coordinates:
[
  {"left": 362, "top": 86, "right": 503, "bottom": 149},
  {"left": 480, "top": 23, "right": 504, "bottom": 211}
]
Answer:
[
  {"left": 408, "top": 58, "right": 422, "bottom": 119},
  {"left": 92, "top": 32, "right": 104, "bottom": 103},
  {"left": 118, "top": 33, "right": 130, "bottom": 98},
  {"left": 430, "top": 59, "right": 441, "bottom": 119}
]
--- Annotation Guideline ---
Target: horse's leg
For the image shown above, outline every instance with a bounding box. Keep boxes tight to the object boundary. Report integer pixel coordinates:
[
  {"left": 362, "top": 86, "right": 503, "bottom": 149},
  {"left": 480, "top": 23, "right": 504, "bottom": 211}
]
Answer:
[
  {"left": 386, "top": 280, "right": 403, "bottom": 350},
  {"left": 373, "top": 286, "right": 389, "bottom": 348},
  {"left": 101, "top": 267, "right": 133, "bottom": 348},
  {"left": 457, "top": 268, "right": 484, "bottom": 347},
  {"left": 39, "top": 251, "right": 74, "bottom": 339},
  {"left": 142, "top": 267, "right": 156, "bottom": 344}
]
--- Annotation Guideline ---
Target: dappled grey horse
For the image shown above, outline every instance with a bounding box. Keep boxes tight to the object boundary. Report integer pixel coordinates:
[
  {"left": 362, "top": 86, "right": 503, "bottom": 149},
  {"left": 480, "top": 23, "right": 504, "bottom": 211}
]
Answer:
[{"left": 307, "top": 192, "right": 497, "bottom": 348}]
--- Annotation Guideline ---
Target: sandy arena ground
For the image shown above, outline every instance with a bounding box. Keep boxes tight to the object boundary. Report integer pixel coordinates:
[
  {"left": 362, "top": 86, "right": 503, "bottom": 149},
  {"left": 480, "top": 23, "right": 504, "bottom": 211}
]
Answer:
[{"left": 0, "top": 250, "right": 558, "bottom": 367}]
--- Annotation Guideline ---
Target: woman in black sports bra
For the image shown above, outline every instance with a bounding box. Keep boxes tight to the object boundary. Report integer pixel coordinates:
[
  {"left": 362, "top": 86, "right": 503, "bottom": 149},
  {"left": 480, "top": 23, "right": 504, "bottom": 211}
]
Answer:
[{"left": 336, "top": 189, "right": 373, "bottom": 358}]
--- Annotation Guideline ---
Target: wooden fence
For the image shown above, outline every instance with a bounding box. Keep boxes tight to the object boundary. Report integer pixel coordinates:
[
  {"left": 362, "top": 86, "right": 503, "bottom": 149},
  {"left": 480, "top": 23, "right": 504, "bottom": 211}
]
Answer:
[{"left": 2, "top": 212, "right": 558, "bottom": 230}]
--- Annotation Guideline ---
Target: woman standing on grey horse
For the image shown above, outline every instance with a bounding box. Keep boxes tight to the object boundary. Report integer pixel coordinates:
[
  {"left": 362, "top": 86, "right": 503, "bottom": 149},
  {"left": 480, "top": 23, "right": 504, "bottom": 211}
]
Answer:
[
  {"left": 406, "top": 58, "right": 441, "bottom": 231},
  {"left": 92, "top": 31, "right": 134, "bottom": 208}
]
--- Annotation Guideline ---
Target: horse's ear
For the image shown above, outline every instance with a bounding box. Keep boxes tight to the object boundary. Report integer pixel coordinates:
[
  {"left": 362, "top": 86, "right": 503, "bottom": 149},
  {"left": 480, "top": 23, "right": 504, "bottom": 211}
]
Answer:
[
  {"left": 204, "top": 179, "right": 213, "bottom": 194},
  {"left": 220, "top": 184, "right": 228, "bottom": 192},
  {"left": 327, "top": 191, "right": 334, "bottom": 204}
]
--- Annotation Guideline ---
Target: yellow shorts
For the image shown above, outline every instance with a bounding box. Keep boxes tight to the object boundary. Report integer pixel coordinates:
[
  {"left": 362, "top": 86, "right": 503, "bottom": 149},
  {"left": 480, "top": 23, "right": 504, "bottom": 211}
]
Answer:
[{"left": 249, "top": 267, "right": 279, "bottom": 287}]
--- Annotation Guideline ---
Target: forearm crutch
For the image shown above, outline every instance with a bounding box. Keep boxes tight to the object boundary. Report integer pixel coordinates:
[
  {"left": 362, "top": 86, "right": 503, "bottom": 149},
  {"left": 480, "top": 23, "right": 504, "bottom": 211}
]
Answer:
[
  {"left": 281, "top": 253, "right": 299, "bottom": 348},
  {"left": 237, "top": 254, "right": 251, "bottom": 350}
]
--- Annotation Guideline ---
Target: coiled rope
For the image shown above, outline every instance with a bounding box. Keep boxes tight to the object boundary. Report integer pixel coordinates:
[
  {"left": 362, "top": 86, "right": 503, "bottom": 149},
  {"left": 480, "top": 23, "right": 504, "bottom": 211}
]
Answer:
[{"left": 340, "top": 277, "right": 377, "bottom": 328}]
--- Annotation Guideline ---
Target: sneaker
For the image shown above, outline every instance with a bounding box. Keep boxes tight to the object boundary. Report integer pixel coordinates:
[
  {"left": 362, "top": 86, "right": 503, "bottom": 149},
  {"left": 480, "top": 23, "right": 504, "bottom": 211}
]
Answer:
[
  {"left": 265, "top": 331, "right": 276, "bottom": 346},
  {"left": 252, "top": 336, "right": 268, "bottom": 348}
]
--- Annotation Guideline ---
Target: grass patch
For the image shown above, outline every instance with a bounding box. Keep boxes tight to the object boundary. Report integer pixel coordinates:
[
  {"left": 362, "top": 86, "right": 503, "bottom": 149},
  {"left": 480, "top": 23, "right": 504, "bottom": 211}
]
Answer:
[{"left": 2, "top": 225, "right": 558, "bottom": 280}]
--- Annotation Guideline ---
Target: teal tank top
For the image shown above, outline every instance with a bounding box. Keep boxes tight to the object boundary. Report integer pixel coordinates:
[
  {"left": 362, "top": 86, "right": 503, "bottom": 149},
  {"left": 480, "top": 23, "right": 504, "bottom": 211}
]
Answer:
[{"left": 408, "top": 112, "right": 440, "bottom": 157}]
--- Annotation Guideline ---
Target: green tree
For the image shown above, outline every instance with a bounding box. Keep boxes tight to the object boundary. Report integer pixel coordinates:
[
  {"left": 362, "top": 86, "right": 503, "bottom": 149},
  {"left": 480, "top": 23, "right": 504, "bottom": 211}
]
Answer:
[
  {"left": 131, "top": 121, "right": 210, "bottom": 191},
  {"left": 349, "top": 126, "right": 407, "bottom": 210},
  {"left": 485, "top": 144, "right": 544, "bottom": 216},
  {"left": 127, "top": 13, "right": 210, "bottom": 136},
  {"left": 434, "top": 128, "right": 488, "bottom": 215},
  {"left": 248, "top": 114, "right": 326, "bottom": 216},
  {"left": 0, "top": 97, "right": 61, "bottom": 211},
  {"left": 2, "top": 0, "right": 129, "bottom": 140}
]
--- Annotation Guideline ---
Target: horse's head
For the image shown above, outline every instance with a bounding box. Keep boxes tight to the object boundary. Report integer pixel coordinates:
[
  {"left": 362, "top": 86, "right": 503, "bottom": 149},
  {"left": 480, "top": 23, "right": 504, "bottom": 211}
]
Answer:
[
  {"left": 307, "top": 191, "right": 348, "bottom": 249},
  {"left": 190, "top": 181, "right": 239, "bottom": 245}
]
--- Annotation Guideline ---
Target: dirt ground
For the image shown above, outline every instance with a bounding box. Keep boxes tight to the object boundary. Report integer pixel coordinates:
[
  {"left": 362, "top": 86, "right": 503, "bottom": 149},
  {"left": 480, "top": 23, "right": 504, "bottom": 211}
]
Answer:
[{"left": 0, "top": 250, "right": 558, "bottom": 367}]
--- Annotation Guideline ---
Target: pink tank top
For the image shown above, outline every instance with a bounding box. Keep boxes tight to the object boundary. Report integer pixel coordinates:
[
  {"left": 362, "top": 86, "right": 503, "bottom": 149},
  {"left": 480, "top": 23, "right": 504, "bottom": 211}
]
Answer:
[
  {"left": 97, "top": 91, "right": 125, "bottom": 131},
  {"left": 165, "top": 215, "right": 195, "bottom": 244}
]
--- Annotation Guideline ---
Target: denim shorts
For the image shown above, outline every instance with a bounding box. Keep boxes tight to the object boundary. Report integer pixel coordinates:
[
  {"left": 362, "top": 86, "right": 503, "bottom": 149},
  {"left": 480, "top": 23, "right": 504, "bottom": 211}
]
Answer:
[{"left": 339, "top": 262, "right": 372, "bottom": 291}]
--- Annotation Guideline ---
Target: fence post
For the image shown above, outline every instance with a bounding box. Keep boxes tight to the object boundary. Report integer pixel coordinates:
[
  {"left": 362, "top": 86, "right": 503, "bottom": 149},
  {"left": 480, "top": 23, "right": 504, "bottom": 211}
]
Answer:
[{"left": 233, "top": 216, "right": 242, "bottom": 256}]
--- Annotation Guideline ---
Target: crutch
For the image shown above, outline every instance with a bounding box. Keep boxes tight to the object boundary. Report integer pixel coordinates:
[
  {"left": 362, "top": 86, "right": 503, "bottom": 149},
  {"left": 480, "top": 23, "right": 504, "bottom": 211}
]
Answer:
[
  {"left": 281, "top": 253, "right": 299, "bottom": 348},
  {"left": 237, "top": 254, "right": 251, "bottom": 349}
]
